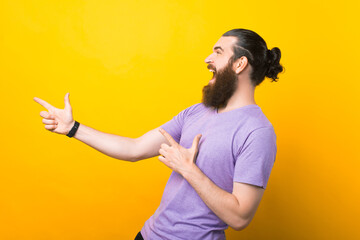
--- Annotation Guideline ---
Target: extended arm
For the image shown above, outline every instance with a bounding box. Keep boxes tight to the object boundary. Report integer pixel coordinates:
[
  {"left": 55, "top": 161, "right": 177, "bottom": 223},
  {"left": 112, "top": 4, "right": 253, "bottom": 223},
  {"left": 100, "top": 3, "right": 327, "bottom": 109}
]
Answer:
[
  {"left": 67, "top": 124, "right": 169, "bottom": 162},
  {"left": 34, "top": 93, "right": 169, "bottom": 162},
  {"left": 71, "top": 122, "right": 137, "bottom": 161}
]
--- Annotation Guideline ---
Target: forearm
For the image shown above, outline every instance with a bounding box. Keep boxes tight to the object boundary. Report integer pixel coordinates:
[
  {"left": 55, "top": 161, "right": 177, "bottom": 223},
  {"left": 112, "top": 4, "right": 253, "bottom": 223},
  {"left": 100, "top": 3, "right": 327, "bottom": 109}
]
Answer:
[
  {"left": 182, "top": 166, "right": 247, "bottom": 230},
  {"left": 72, "top": 122, "right": 137, "bottom": 161}
]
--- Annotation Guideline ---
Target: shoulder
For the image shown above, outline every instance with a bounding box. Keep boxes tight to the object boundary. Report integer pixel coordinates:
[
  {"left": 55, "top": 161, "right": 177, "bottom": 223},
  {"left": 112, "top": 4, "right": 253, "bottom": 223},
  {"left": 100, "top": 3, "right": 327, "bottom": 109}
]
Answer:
[
  {"left": 248, "top": 125, "right": 277, "bottom": 142},
  {"left": 232, "top": 107, "right": 277, "bottom": 154},
  {"left": 240, "top": 106, "right": 276, "bottom": 134},
  {"left": 250, "top": 106, "right": 272, "bottom": 125},
  {"left": 180, "top": 102, "right": 209, "bottom": 117}
]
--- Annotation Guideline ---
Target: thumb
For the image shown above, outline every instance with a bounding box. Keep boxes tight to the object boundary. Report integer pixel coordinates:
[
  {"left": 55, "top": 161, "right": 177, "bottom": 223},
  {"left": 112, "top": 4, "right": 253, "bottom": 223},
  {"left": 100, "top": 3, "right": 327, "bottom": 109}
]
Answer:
[
  {"left": 191, "top": 134, "right": 202, "bottom": 152},
  {"left": 64, "top": 92, "right": 72, "bottom": 110}
]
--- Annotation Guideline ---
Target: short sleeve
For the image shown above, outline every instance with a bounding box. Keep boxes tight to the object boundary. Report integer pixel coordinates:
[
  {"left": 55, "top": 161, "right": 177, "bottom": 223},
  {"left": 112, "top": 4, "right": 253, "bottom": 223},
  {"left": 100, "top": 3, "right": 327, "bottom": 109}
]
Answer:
[
  {"left": 233, "top": 126, "right": 277, "bottom": 189},
  {"left": 160, "top": 104, "right": 200, "bottom": 143}
]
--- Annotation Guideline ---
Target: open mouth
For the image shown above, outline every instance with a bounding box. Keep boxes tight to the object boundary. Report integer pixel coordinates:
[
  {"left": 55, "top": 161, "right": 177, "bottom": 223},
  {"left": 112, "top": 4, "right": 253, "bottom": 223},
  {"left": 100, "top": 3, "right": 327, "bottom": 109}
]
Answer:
[
  {"left": 209, "top": 70, "right": 216, "bottom": 84},
  {"left": 207, "top": 64, "right": 216, "bottom": 83},
  {"left": 208, "top": 68, "right": 216, "bottom": 79}
]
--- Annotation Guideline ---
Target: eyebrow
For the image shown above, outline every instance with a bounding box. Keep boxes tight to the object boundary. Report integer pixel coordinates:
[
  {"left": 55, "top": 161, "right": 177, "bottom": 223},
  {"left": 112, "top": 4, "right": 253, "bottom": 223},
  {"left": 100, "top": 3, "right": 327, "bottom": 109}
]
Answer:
[{"left": 213, "top": 46, "right": 224, "bottom": 52}]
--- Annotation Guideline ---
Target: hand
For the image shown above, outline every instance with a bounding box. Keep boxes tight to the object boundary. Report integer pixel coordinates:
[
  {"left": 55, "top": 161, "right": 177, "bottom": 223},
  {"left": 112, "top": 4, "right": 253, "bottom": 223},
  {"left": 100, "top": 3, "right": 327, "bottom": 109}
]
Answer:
[
  {"left": 158, "top": 128, "right": 202, "bottom": 176},
  {"left": 33, "top": 93, "right": 75, "bottom": 135}
]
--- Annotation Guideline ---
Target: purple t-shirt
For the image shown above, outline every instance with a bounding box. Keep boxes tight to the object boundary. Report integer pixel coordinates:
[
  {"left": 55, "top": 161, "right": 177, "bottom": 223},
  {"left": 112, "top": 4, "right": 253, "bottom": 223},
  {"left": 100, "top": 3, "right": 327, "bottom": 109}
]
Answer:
[{"left": 141, "top": 103, "right": 277, "bottom": 240}]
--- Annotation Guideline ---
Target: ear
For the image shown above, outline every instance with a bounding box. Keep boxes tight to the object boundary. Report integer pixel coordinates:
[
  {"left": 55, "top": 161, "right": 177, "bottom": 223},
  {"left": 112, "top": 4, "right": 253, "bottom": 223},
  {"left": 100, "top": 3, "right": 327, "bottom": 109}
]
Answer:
[{"left": 234, "top": 56, "right": 248, "bottom": 74}]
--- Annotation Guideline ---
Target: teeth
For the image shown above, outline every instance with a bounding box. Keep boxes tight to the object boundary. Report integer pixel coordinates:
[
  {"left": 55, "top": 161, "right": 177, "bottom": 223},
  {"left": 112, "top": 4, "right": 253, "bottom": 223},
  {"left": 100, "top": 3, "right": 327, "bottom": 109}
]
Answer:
[{"left": 209, "top": 69, "right": 215, "bottom": 73}]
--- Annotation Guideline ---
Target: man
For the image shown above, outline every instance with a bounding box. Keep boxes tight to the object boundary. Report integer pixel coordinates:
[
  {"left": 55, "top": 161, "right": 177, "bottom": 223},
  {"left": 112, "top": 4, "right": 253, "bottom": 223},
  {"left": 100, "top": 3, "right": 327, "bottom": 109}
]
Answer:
[{"left": 34, "top": 28, "right": 284, "bottom": 240}]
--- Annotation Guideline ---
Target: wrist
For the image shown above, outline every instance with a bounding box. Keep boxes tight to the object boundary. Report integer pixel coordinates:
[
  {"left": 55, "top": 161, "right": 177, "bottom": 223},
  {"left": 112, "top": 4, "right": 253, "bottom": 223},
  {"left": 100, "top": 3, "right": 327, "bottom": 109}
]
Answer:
[
  {"left": 66, "top": 121, "right": 80, "bottom": 138},
  {"left": 181, "top": 163, "right": 198, "bottom": 181},
  {"left": 67, "top": 121, "right": 76, "bottom": 135}
]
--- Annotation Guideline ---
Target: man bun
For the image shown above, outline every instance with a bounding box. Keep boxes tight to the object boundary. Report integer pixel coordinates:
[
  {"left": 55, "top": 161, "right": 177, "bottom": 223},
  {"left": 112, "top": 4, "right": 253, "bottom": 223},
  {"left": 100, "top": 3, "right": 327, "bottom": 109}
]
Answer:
[
  {"left": 265, "top": 47, "right": 283, "bottom": 82},
  {"left": 223, "top": 28, "right": 285, "bottom": 86}
]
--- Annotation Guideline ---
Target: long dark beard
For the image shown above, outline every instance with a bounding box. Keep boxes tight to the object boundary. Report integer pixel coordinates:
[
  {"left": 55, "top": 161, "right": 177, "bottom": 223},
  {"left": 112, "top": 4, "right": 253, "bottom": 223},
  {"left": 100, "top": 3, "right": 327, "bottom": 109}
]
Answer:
[{"left": 201, "top": 60, "right": 238, "bottom": 110}]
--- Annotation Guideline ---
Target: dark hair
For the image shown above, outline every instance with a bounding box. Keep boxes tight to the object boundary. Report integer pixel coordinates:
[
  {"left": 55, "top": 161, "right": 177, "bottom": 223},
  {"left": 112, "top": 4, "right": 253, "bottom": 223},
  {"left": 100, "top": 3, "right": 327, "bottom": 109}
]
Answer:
[{"left": 222, "top": 28, "right": 284, "bottom": 86}]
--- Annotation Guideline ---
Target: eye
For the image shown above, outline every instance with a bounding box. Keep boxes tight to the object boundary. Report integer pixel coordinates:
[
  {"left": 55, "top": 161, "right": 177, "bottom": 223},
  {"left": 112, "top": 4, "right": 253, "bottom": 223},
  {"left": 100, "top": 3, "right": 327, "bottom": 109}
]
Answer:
[{"left": 216, "top": 51, "right": 221, "bottom": 55}]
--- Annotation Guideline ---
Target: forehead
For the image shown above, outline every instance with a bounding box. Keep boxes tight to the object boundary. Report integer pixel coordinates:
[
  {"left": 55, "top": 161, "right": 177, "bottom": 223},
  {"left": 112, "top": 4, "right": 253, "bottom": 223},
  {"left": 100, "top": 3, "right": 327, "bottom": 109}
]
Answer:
[{"left": 212, "top": 36, "right": 237, "bottom": 52}]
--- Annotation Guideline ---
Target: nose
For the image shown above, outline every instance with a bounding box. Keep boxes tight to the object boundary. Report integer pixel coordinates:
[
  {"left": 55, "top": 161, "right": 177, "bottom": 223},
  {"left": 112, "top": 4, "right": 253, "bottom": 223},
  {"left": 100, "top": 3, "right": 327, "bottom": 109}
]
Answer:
[{"left": 204, "top": 55, "right": 214, "bottom": 64}]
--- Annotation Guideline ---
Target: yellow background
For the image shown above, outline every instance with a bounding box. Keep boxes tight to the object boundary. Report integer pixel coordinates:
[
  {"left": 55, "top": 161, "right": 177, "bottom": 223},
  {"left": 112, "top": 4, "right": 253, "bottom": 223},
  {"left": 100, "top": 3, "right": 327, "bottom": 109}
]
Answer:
[{"left": 1, "top": 0, "right": 359, "bottom": 239}]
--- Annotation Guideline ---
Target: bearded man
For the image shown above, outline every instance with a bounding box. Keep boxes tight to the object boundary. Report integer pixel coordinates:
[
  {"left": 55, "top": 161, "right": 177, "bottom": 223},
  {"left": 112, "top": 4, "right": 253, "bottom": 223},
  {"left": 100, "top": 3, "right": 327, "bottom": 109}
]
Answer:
[{"left": 34, "top": 28, "right": 284, "bottom": 240}]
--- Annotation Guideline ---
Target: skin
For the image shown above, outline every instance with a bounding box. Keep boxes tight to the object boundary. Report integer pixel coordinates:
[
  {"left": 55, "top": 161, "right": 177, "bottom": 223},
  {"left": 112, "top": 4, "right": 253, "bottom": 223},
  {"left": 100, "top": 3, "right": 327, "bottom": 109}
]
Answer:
[
  {"left": 203, "top": 36, "right": 257, "bottom": 113},
  {"left": 33, "top": 36, "right": 266, "bottom": 231}
]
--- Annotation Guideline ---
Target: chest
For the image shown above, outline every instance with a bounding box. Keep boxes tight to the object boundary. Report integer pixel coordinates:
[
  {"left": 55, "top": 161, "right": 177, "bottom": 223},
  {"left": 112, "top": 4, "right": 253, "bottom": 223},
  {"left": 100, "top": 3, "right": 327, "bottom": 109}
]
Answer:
[{"left": 179, "top": 116, "right": 246, "bottom": 190}]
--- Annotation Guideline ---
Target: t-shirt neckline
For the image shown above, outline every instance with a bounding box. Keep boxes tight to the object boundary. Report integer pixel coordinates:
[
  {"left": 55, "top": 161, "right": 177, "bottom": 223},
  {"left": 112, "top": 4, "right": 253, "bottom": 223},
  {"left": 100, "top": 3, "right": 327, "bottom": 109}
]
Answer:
[{"left": 215, "top": 104, "right": 259, "bottom": 115}]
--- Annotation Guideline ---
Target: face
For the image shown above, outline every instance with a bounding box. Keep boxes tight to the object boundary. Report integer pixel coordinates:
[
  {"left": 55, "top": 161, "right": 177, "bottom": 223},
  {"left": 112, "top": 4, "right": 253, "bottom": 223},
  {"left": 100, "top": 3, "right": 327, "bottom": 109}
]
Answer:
[{"left": 202, "top": 36, "right": 239, "bottom": 110}]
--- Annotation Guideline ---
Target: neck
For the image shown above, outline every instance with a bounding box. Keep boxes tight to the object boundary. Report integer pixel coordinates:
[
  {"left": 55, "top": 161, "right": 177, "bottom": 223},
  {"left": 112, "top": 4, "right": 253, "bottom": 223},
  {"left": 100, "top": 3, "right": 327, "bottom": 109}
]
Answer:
[{"left": 217, "top": 79, "right": 256, "bottom": 114}]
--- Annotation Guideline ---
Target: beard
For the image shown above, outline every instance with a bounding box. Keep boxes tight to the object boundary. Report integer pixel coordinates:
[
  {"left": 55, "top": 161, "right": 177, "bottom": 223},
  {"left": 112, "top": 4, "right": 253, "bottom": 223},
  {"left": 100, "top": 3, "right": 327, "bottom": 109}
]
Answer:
[{"left": 201, "top": 59, "right": 238, "bottom": 110}]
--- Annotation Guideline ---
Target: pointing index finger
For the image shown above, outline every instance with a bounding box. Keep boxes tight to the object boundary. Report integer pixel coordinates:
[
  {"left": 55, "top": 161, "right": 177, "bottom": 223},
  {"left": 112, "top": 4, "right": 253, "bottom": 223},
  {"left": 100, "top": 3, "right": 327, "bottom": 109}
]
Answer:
[
  {"left": 159, "top": 128, "right": 178, "bottom": 146},
  {"left": 33, "top": 97, "right": 54, "bottom": 110}
]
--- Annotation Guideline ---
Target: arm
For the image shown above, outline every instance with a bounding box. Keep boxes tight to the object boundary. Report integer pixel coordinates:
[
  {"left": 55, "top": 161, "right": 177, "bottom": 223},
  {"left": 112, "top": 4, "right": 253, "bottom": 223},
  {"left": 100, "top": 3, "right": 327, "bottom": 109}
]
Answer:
[
  {"left": 72, "top": 124, "right": 169, "bottom": 162},
  {"left": 183, "top": 166, "right": 265, "bottom": 231},
  {"left": 34, "top": 93, "right": 168, "bottom": 162},
  {"left": 132, "top": 126, "right": 170, "bottom": 161},
  {"left": 71, "top": 122, "right": 137, "bottom": 161}
]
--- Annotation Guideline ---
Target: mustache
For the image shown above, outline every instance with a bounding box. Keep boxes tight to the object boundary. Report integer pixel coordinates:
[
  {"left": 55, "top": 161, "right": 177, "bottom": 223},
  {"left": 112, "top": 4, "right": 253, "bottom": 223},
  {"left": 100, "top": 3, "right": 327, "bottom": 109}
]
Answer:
[{"left": 207, "top": 64, "right": 216, "bottom": 71}]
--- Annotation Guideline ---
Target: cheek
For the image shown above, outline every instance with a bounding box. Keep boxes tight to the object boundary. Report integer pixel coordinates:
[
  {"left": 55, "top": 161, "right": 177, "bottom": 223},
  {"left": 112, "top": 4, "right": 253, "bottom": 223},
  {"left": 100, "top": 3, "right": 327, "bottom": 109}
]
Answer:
[{"left": 216, "top": 63, "right": 226, "bottom": 72}]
